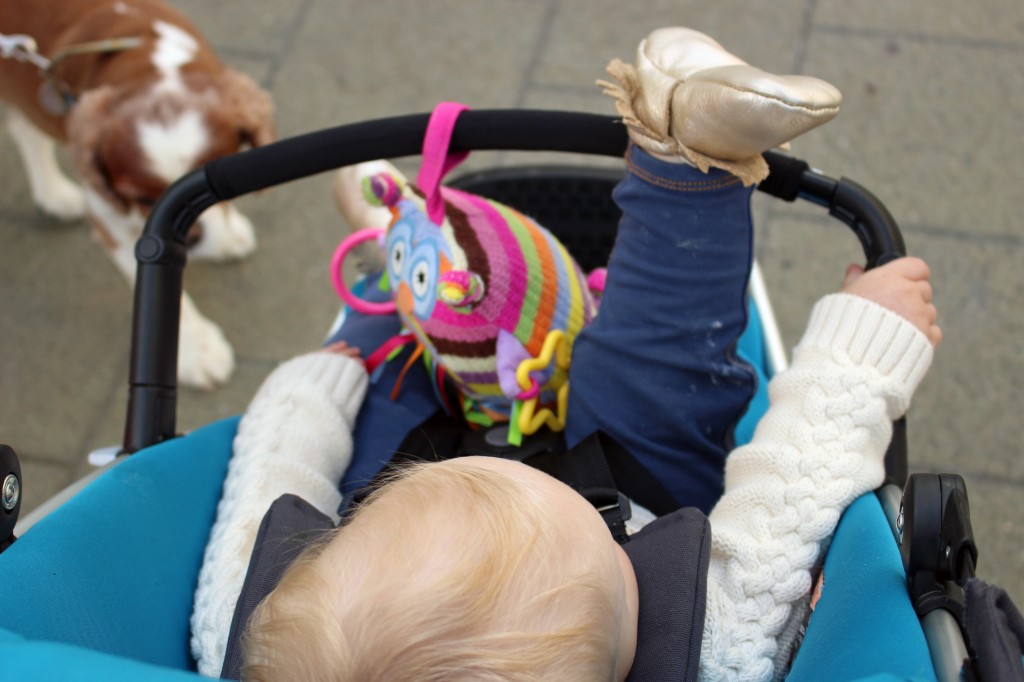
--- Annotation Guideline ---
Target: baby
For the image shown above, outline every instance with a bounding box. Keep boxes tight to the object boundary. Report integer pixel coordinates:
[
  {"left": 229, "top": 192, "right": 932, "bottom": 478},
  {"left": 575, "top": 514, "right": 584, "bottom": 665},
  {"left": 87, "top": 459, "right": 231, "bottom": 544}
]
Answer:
[
  {"left": 237, "top": 260, "right": 937, "bottom": 682},
  {"left": 192, "top": 27, "right": 939, "bottom": 682}
]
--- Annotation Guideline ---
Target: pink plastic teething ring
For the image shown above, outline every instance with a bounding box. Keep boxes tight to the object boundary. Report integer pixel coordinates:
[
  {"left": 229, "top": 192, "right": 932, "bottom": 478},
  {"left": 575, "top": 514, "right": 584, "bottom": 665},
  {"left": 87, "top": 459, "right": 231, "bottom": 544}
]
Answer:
[{"left": 330, "top": 227, "right": 397, "bottom": 315}]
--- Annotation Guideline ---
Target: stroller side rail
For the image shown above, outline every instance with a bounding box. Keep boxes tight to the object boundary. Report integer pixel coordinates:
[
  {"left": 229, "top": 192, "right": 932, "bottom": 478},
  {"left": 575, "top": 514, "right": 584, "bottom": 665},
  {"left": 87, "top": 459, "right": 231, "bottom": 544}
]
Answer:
[{"left": 125, "top": 110, "right": 907, "bottom": 454}]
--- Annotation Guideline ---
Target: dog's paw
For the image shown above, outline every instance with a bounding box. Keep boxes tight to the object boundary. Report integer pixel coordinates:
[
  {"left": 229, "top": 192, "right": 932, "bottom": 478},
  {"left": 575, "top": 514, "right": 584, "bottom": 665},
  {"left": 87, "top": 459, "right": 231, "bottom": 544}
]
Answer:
[
  {"left": 190, "top": 202, "right": 257, "bottom": 262},
  {"left": 179, "top": 303, "right": 235, "bottom": 390},
  {"left": 34, "top": 178, "right": 87, "bottom": 221}
]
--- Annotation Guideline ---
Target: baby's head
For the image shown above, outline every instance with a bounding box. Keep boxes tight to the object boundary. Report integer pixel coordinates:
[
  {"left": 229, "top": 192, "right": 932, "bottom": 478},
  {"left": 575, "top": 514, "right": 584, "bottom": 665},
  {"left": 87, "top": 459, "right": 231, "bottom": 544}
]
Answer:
[{"left": 241, "top": 456, "right": 639, "bottom": 681}]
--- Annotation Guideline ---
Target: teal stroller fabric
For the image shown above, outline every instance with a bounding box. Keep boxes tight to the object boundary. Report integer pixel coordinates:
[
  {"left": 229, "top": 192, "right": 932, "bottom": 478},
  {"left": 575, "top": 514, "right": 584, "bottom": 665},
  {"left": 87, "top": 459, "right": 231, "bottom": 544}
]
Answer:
[
  {"left": 0, "top": 417, "right": 237, "bottom": 674},
  {"left": 786, "top": 494, "right": 936, "bottom": 681}
]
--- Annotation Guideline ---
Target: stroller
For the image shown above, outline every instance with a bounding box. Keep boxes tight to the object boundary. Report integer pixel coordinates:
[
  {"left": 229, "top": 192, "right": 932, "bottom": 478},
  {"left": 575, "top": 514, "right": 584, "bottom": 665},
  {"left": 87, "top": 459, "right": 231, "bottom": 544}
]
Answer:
[{"left": 1, "top": 110, "right": 1020, "bottom": 681}]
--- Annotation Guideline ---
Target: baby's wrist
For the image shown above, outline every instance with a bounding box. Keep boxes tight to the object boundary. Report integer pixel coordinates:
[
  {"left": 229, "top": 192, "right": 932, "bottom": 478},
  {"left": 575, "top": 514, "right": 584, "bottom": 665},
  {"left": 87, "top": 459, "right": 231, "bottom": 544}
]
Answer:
[{"left": 798, "top": 293, "right": 933, "bottom": 394}]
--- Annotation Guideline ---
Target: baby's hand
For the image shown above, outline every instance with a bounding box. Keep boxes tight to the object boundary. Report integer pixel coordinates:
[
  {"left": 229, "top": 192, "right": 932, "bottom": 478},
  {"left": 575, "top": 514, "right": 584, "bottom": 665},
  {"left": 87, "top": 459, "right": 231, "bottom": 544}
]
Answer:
[
  {"left": 322, "top": 340, "right": 366, "bottom": 367},
  {"left": 841, "top": 257, "right": 942, "bottom": 347}
]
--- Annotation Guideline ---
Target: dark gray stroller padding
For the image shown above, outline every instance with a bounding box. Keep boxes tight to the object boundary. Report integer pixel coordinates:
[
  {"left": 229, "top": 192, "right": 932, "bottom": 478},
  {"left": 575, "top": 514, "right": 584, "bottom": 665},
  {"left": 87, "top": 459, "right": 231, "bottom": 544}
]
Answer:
[
  {"left": 220, "top": 493, "right": 711, "bottom": 681},
  {"left": 220, "top": 494, "right": 333, "bottom": 680},
  {"left": 622, "top": 507, "right": 710, "bottom": 682}
]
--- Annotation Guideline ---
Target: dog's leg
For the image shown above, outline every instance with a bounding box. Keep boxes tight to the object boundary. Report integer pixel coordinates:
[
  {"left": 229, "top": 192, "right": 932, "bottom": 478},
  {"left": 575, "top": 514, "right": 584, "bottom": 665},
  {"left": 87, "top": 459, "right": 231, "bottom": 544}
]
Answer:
[
  {"left": 6, "top": 108, "right": 86, "bottom": 221},
  {"left": 178, "top": 291, "right": 236, "bottom": 389},
  {"left": 84, "top": 188, "right": 236, "bottom": 389},
  {"left": 188, "top": 201, "right": 257, "bottom": 262}
]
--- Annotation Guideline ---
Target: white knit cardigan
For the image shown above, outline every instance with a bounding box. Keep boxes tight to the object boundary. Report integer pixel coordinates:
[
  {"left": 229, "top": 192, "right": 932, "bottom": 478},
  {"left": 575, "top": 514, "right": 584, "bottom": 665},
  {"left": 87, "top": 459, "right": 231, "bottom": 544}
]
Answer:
[{"left": 190, "top": 293, "right": 933, "bottom": 681}]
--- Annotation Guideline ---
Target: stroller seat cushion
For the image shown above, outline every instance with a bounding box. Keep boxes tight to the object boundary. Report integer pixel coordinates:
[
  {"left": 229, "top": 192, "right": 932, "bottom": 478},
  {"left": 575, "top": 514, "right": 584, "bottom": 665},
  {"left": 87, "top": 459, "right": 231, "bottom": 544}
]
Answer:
[
  {"left": 0, "top": 629, "right": 208, "bottom": 682},
  {"left": 786, "top": 493, "right": 936, "bottom": 681},
  {"left": 220, "top": 492, "right": 712, "bottom": 681}
]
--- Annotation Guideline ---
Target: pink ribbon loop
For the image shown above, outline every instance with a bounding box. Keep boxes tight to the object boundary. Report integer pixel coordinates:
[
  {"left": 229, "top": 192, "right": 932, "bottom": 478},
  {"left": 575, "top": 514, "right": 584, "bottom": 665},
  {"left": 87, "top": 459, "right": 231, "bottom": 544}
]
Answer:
[{"left": 417, "top": 102, "right": 471, "bottom": 225}]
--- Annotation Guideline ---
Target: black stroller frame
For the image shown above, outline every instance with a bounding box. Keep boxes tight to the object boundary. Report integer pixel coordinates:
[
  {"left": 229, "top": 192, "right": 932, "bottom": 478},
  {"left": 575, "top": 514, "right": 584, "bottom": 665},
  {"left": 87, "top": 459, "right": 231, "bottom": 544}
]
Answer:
[{"left": 2, "top": 110, "right": 1005, "bottom": 681}]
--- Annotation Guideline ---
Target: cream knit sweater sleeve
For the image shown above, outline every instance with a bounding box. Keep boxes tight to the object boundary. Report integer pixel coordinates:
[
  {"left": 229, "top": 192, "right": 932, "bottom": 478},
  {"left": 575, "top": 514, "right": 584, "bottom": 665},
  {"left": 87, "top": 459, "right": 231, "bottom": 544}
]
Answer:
[
  {"left": 190, "top": 352, "right": 368, "bottom": 677},
  {"left": 698, "top": 293, "right": 934, "bottom": 682}
]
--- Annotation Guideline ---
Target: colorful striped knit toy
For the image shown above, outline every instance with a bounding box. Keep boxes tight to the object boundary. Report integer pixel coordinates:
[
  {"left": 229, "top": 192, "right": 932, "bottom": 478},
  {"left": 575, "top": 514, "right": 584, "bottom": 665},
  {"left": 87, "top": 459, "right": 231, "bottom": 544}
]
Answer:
[{"left": 331, "top": 104, "right": 600, "bottom": 439}]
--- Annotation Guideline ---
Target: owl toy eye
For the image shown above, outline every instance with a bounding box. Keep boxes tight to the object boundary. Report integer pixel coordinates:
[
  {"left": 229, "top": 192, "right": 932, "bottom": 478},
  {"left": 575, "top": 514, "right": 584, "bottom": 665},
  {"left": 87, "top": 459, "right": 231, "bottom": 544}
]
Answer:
[
  {"left": 389, "top": 240, "right": 407, "bottom": 279},
  {"left": 411, "top": 260, "right": 431, "bottom": 299},
  {"left": 386, "top": 222, "right": 413, "bottom": 288},
  {"left": 408, "top": 242, "right": 440, "bottom": 319}
]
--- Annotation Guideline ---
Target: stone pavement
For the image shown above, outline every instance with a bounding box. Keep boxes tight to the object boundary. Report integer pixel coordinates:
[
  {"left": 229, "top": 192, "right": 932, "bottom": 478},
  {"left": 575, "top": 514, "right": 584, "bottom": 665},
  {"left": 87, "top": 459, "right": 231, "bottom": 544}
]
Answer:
[{"left": 2, "top": 0, "right": 1022, "bottom": 606}]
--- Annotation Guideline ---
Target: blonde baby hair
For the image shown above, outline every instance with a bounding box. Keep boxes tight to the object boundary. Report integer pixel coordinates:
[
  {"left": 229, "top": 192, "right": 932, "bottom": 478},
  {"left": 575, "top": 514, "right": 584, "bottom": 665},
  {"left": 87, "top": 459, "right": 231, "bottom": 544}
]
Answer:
[{"left": 241, "top": 458, "right": 627, "bottom": 681}]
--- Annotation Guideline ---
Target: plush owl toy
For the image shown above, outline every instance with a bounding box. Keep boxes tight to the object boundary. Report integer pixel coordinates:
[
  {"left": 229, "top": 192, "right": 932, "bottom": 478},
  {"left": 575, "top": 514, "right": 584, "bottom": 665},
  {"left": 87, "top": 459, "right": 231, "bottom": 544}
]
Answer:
[{"left": 331, "top": 104, "right": 600, "bottom": 442}]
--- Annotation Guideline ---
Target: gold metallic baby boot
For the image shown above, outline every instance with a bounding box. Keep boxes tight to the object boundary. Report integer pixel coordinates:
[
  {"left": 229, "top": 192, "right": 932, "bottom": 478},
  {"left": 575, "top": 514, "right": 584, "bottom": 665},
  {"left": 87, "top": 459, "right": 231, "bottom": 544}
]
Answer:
[{"left": 600, "top": 27, "right": 842, "bottom": 184}]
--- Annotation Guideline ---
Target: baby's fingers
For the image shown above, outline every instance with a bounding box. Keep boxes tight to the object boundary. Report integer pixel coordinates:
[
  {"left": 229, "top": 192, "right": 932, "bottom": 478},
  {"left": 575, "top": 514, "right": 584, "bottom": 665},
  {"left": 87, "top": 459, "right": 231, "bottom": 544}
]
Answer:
[
  {"left": 888, "top": 256, "right": 931, "bottom": 281},
  {"left": 924, "top": 310, "right": 942, "bottom": 348},
  {"left": 323, "top": 341, "right": 364, "bottom": 361},
  {"left": 918, "top": 278, "right": 933, "bottom": 303},
  {"left": 912, "top": 301, "right": 941, "bottom": 348},
  {"left": 843, "top": 263, "right": 866, "bottom": 289}
]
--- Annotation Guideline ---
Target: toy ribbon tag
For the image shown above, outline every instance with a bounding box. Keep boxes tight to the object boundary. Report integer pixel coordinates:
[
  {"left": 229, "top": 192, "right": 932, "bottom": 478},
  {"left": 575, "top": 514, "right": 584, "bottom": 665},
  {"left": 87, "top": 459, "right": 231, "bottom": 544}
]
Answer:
[{"left": 417, "top": 101, "right": 471, "bottom": 225}]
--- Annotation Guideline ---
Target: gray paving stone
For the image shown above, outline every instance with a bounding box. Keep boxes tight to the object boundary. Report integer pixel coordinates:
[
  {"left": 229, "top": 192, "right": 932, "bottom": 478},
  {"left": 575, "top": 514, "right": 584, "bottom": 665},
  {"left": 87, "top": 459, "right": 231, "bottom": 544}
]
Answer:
[
  {"left": 14, "top": 458, "right": 75, "bottom": 518},
  {"left": 0, "top": 206, "right": 132, "bottom": 465},
  {"left": 176, "top": 182, "right": 344, "bottom": 365},
  {"left": 169, "top": 0, "right": 307, "bottom": 55},
  {"left": 907, "top": 238, "right": 1024, "bottom": 481},
  {"left": 757, "top": 212, "right": 1024, "bottom": 483},
  {"left": 268, "top": 0, "right": 551, "bottom": 136},
  {"left": 540, "top": 0, "right": 810, "bottom": 87},
  {"left": 816, "top": 1, "right": 1024, "bottom": 44},
  {"left": 795, "top": 31, "right": 1024, "bottom": 238}
]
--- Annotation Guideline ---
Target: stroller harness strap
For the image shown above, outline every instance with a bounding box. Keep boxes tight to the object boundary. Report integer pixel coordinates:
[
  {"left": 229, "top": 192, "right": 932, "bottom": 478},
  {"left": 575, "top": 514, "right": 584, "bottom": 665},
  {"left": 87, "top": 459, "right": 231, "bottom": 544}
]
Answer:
[{"left": 623, "top": 506, "right": 710, "bottom": 682}]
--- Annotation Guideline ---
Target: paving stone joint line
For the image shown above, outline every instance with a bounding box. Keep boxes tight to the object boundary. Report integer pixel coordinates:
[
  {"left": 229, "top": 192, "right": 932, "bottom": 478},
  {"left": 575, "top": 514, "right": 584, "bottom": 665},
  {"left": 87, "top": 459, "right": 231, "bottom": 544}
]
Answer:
[{"left": 814, "top": 24, "right": 1024, "bottom": 52}]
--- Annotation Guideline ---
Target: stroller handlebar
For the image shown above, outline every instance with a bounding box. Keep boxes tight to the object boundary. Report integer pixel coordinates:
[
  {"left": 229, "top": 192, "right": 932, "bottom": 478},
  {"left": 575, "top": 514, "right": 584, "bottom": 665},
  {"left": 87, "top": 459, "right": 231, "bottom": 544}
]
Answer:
[{"left": 125, "top": 110, "right": 907, "bottom": 454}]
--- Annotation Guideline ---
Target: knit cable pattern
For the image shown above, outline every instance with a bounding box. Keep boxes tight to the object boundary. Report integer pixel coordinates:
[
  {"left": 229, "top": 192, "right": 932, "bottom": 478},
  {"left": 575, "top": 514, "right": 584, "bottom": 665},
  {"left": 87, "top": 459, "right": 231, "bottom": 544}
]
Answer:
[{"left": 699, "top": 294, "right": 933, "bottom": 682}]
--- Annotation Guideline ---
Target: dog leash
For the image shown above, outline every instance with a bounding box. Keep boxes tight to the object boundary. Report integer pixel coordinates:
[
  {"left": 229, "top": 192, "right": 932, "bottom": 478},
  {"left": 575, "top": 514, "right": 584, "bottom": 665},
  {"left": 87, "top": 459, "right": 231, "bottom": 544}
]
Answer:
[
  {"left": 0, "top": 34, "right": 50, "bottom": 69},
  {"left": 0, "top": 32, "right": 143, "bottom": 114}
]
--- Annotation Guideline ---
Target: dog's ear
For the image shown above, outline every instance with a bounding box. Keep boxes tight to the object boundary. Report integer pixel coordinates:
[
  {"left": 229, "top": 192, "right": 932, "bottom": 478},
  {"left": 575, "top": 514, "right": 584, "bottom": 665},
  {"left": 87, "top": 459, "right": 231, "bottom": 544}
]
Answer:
[
  {"left": 217, "top": 68, "right": 276, "bottom": 149},
  {"left": 65, "top": 85, "right": 125, "bottom": 207}
]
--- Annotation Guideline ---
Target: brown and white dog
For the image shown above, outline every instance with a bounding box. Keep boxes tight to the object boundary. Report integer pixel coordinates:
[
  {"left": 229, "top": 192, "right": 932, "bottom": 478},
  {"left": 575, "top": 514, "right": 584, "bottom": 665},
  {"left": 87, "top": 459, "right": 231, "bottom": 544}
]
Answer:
[{"left": 0, "top": 0, "right": 275, "bottom": 389}]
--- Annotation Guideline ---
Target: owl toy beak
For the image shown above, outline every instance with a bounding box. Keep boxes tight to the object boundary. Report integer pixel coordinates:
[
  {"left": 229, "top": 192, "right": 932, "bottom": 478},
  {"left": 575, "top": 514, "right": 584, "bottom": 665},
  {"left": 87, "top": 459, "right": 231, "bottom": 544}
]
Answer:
[{"left": 396, "top": 282, "right": 416, "bottom": 315}]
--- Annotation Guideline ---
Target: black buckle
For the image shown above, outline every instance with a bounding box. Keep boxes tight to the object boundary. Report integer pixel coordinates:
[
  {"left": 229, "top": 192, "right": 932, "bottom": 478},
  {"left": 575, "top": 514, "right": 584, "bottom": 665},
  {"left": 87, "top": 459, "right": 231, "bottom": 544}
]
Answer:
[{"left": 591, "top": 490, "right": 632, "bottom": 545}]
